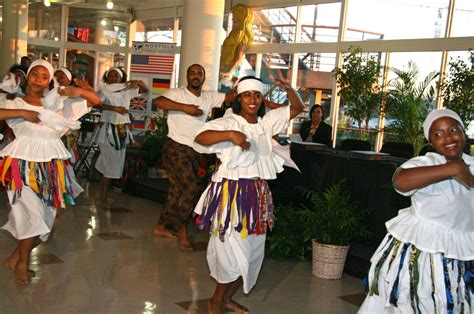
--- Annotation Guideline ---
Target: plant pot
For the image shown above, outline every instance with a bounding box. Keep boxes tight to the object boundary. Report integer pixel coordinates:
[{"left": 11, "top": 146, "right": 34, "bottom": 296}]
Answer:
[{"left": 312, "top": 240, "right": 349, "bottom": 280}]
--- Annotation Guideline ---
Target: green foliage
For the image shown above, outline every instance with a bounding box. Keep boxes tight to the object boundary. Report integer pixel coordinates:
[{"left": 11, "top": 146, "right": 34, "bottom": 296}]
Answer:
[
  {"left": 384, "top": 61, "right": 438, "bottom": 155},
  {"left": 333, "top": 46, "right": 382, "bottom": 138},
  {"left": 298, "top": 181, "right": 371, "bottom": 246},
  {"left": 141, "top": 115, "right": 168, "bottom": 167},
  {"left": 442, "top": 51, "right": 474, "bottom": 128},
  {"left": 266, "top": 204, "right": 309, "bottom": 260}
]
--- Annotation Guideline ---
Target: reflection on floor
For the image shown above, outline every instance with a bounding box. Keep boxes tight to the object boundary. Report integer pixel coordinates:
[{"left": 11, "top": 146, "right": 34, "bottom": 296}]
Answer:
[{"left": 0, "top": 181, "right": 365, "bottom": 313}]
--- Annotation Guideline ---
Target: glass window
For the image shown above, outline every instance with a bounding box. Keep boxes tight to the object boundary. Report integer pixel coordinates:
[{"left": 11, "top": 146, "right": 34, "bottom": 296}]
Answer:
[
  {"left": 253, "top": 6, "right": 298, "bottom": 44},
  {"left": 27, "top": 44, "right": 60, "bottom": 67},
  {"left": 68, "top": 7, "right": 128, "bottom": 47},
  {"left": 299, "top": 3, "right": 341, "bottom": 43},
  {"left": 335, "top": 52, "right": 387, "bottom": 149},
  {"left": 451, "top": 0, "right": 474, "bottom": 37},
  {"left": 346, "top": 0, "right": 449, "bottom": 41},
  {"left": 28, "top": 3, "right": 61, "bottom": 40},
  {"left": 135, "top": 17, "right": 180, "bottom": 44},
  {"left": 66, "top": 49, "right": 96, "bottom": 87}
]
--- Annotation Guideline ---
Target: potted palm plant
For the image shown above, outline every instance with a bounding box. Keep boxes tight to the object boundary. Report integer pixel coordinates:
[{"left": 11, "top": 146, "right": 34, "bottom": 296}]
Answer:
[
  {"left": 298, "top": 181, "right": 370, "bottom": 279},
  {"left": 384, "top": 61, "right": 438, "bottom": 155}
]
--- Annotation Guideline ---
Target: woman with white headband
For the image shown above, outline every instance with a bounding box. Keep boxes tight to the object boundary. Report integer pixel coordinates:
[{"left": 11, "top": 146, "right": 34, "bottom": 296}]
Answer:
[
  {"left": 0, "top": 59, "right": 101, "bottom": 285},
  {"left": 94, "top": 67, "right": 149, "bottom": 205},
  {"left": 359, "top": 108, "right": 473, "bottom": 313},
  {"left": 193, "top": 76, "right": 304, "bottom": 313}
]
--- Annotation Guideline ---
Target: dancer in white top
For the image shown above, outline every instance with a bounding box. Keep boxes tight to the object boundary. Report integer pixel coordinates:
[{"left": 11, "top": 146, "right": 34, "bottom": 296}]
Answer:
[
  {"left": 95, "top": 68, "right": 148, "bottom": 204},
  {"left": 193, "top": 76, "right": 304, "bottom": 314},
  {"left": 359, "top": 108, "right": 474, "bottom": 313},
  {"left": 0, "top": 60, "right": 101, "bottom": 284}
]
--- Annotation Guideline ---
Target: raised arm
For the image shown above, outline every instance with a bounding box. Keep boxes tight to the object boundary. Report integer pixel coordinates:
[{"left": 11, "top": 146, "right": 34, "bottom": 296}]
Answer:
[
  {"left": 153, "top": 96, "right": 203, "bottom": 117},
  {"left": 393, "top": 160, "right": 474, "bottom": 192},
  {"left": 59, "top": 86, "right": 101, "bottom": 107},
  {"left": 126, "top": 80, "right": 149, "bottom": 93},
  {"left": 195, "top": 130, "right": 250, "bottom": 150}
]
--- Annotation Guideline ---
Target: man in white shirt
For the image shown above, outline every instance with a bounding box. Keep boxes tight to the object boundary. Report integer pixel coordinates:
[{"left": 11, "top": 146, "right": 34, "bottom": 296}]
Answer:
[{"left": 152, "top": 64, "right": 235, "bottom": 251}]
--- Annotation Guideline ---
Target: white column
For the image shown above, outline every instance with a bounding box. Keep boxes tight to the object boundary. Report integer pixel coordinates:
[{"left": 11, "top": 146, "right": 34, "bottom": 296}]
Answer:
[
  {"left": 1, "top": 0, "right": 28, "bottom": 74},
  {"left": 179, "top": 0, "right": 225, "bottom": 90}
]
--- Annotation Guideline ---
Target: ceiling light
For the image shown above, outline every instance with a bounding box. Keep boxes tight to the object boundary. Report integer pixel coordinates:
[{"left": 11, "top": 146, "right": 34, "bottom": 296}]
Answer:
[
  {"left": 106, "top": 1, "right": 113, "bottom": 9},
  {"left": 101, "top": 19, "right": 107, "bottom": 26},
  {"left": 114, "top": 25, "right": 119, "bottom": 32},
  {"left": 44, "top": 0, "right": 51, "bottom": 7}
]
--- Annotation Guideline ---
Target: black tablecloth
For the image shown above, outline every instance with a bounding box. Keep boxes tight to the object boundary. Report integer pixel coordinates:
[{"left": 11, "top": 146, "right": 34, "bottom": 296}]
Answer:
[{"left": 271, "top": 143, "right": 410, "bottom": 246}]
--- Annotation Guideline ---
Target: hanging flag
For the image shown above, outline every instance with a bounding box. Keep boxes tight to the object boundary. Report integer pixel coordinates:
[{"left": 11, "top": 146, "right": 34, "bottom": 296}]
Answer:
[
  {"left": 130, "top": 97, "right": 147, "bottom": 111},
  {"left": 130, "top": 54, "right": 174, "bottom": 75},
  {"left": 152, "top": 78, "right": 171, "bottom": 95}
]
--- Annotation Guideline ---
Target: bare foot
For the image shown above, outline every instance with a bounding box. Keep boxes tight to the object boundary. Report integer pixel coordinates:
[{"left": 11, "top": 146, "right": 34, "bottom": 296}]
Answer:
[
  {"left": 178, "top": 227, "right": 193, "bottom": 252},
  {"left": 152, "top": 224, "right": 177, "bottom": 239},
  {"left": 224, "top": 300, "right": 249, "bottom": 313},
  {"left": 3, "top": 248, "right": 20, "bottom": 271},
  {"left": 14, "top": 262, "right": 31, "bottom": 285},
  {"left": 208, "top": 299, "right": 222, "bottom": 314}
]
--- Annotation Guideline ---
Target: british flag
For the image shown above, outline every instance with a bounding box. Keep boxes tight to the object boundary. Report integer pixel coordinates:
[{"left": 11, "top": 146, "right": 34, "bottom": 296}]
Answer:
[{"left": 130, "top": 97, "right": 147, "bottom": 112}]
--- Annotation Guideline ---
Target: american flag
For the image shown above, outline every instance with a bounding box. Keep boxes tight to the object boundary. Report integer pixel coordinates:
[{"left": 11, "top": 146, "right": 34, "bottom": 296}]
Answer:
[
  {"left": 130, "top": 97, "right": 147, "bottom": 111},
  {"left": 130, "top": 54, "right": 174, "bottom": 75}
]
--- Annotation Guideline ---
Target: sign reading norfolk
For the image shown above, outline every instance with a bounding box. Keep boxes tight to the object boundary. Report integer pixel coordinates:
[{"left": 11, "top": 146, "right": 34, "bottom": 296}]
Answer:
[{"left": 132, "top": 42, "right": 176, "bottom": 55}]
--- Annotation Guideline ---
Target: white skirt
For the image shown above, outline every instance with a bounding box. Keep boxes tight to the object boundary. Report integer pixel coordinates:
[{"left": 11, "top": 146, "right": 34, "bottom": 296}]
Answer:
[
  {"left": 95, "top": 143, "right": 126, "bottom": 179},
  {"left": 2, "top": 186, "right": 56, "bottom": 242},
  {"left": 207, "top": 232, "right": 266, "bottom": 294}
]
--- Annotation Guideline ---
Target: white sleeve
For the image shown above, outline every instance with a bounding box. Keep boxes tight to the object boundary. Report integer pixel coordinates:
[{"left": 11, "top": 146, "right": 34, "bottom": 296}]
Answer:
[
  {"left": 394, "top": 155, "right": 433, "bottom": 196},
  {"left": 0, "top": 99, "right": 20, "bottom": 110},
  {"left": 192, "top": 117, "right": 235, "bottom": 154},
  {"left": 210, "top": 91, "right": 226, "bottom": 109},
  {"left": 261, "top": 106, "right": 290, "bottom": 135},
  {"left": 161, "top": 88, "right": 181, "bottom": 102},
  {"left": 62, "top": 97, "right": 91, "bottom": 121},
  {"left": 127, "top": 87, "right": 139, "bottom": 100}
]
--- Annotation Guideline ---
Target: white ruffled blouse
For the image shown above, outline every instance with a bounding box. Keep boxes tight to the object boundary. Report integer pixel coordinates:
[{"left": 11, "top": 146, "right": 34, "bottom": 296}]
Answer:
[
  {"left": 386, "top": 152, "right": 474, "bottom": 260},
  {"left": 193, "top": 106, "right": 290, "bottom": 182},
  {"left": 97, "top": 83, "right": 139, "bottom": 124},
  {"left": 0, "top": 97, "right": 89, "bottom": 162}
]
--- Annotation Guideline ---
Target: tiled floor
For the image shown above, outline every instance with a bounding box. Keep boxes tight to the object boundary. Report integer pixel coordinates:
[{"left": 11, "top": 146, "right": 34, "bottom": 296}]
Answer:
[{"left": 0, "top": 180, "right": 365, "bottom": 313}]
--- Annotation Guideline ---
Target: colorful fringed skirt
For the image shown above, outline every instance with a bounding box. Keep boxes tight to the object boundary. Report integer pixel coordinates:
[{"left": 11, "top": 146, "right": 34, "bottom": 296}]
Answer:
[
  {"left": 0, "top": 157, "right": 80, "bottom": 241},
  {"left": 194, "top": 178, "right": 274, "bottom": 294},
  {"left": 359, "top": 234, "right": 474, "bottom": 313}
]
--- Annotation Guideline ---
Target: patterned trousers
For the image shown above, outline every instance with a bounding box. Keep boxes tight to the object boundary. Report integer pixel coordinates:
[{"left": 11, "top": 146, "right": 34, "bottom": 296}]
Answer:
[{"left": 158, "top": 138, "right": 203, "bottom": 231}]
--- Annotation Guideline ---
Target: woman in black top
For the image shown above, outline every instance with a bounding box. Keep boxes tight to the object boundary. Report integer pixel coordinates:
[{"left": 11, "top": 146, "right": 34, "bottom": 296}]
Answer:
[{"left": 299, "top": 104, "right": 332, "bottom": 146}]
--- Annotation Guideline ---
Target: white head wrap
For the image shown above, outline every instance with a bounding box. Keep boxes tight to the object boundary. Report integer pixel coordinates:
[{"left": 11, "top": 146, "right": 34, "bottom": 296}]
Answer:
[
  {"left": 105, "top": 67, "right": 124, "bottom": 80},
  {"left": 56, "top": 67, "right": 72, "bottom": 82},
  {"left": 423, "top": 108, "right": 465, "bottom": 140},
  {"left": 27, "top": 60, "right": 55, "bottom": 82},
  {"left": 237, "top": 78, "right": 263, "bottom": 95}
]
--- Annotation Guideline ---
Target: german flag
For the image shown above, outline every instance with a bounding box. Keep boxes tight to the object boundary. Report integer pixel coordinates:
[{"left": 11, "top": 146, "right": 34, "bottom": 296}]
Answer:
[{"left": 152, "top": 78, "right": 171, "bottom": 95}]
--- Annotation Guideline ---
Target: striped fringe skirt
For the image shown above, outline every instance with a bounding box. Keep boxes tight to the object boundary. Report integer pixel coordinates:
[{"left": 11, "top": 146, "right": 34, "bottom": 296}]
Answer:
[
  {"left": 359, "top": 234, "right": 474, "bottom": 313},
  {"left": 94, "top": 122, "right": 133, "bottom": 150},
  {"left": 195, "top": 178, "right": 274, "bottom": 241},
  {"left": 0, "top": 156, "right": 78, "bottom": 208}
]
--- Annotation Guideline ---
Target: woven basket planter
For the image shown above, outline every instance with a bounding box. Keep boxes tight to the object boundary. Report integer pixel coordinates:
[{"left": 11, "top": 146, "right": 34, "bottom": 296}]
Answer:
[{"left": 312, "top": 240, "right": 349, "bottom": 279}]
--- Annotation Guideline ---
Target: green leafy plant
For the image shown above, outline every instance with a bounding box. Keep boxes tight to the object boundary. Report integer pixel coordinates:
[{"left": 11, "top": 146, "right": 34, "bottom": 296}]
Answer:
[
  {"left": 333, "top": 46, "right": 382, "bottom": 139},
  {"left": 141, "top": 114, "right": 168, "bottom": 167},
  {"left": 298, "top": 181, "right": 371, "bottom": 246},
  {"left": 266, "top": 203, "right": 309, "bottom": 260},
  {"left": 384, "top": 61, "right": 438, "bottom": 155},
  {"left": 442, "top": 51, "right": 474, "bottom": 128}
]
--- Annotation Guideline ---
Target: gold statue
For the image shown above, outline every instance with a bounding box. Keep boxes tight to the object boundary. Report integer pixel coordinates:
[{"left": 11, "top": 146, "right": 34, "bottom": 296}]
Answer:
[{"left": 219, "top": 4, "right": 254, "bottom": 83}]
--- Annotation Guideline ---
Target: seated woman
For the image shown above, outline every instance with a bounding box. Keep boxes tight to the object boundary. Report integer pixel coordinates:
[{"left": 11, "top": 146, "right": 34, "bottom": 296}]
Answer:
[{"left": 299, "top": 105, "right": 332, "bottom": 146}]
